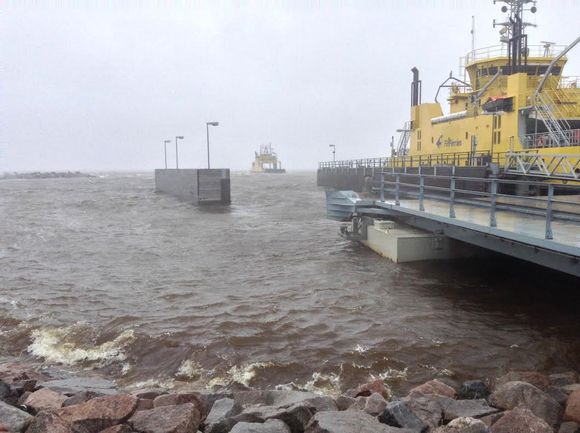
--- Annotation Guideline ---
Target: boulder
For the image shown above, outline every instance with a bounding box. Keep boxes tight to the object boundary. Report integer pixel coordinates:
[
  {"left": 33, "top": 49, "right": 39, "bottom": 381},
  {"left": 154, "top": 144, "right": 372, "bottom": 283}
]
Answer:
[
  {"left": 305, "top": 410, "right": 415, "bottom": 433},
  {"left": 63, "top": 391, "right": 104, "bottom": 407},
  {"left": 489, "top": 381, "right": 561, "bottom": 427},
  {"left": 378, "top": 400, "right": 428, "bottom": 432},
  {"left": 203, "top": 398, "right": 241, "bottom": 433},
  {"left": 0, "top": 382, "right": 12, "bottom": 401},
  {"left": 350, "top": 393, "right": 387, "bottom": 416},
  {"left": 495, "top": 372, "right": 550, "bottom": 391},
  {"left": 56, "top": 394, "right": 138, "bottom": 433},
  {"left": 128, "top": 403, "right": 200, "bottom": 433},
  {"left": 0, "top": 400, "right": 32, "bottom": 432},
  {"left": 23, "top": 388, "right": 67, "bottom": 413},
  {"left": 24, "top": 411, "right": 72, "bottom": 433},
  {"left": 234, "top": 403, "right": 312, "bottom": 433},
  {"left": 559, "top": 422, "right": 580, "bottom": 433},
  {"left": 198, "top": 392, "right": 233, "bottom": 415},
  {"left": 334, "top": 395, "right": 355, "bottom": 411},
  {"left": 432, "top": 417, "right": 488, "bottom": 433},
  {"left": 355, "top": 380, "right": 390, "bottom": 399},
  {"left": 550, "top": 373, "right": 578, "bottom": 388},
  {"left": 230, "top": 420, "right": 291, "bottom": 433},
  {"left": 233, "top": 391, "right": 318, "bottom": 409},
  {"left": 458, "top": 381, "right": 490, "bottom": 400},
  {"left": 153, "top": 393, "right": 205, "bottom": 419},
  {"left": 546, "top": 386, "right": 570, "bottom": 406},
  {"left": 405, "top": 395, "right": 454, "bottom": 429},
  {"left": 490, "top": 407, "right": 552, "bottom": 433},
  {"left": 564, "top": 390, "right": 580, "bottom": 423},
  {"left": 479, "top": 412, "right": 504, "bottom": 427},
  {"left": 136, "top": 399, "right": 154, "bottom": 412},
  {"left": 39, "top": 378, "right": 118, "bottom": 396},
  {"left": 408, "top": 380, "right": 457, "bottom": 399},
  {"left": 564, "top": 385, "right": 580, "bottom": 395},
  {"left": 443, "top": 399, "right": 499, "bottom": 421}
]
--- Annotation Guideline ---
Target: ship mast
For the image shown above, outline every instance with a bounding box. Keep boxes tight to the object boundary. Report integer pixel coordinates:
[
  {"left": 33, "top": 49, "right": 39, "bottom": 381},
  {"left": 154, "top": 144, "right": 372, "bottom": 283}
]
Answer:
[{"left": 493, "top": 0, "right": 537, "bottom": 74}]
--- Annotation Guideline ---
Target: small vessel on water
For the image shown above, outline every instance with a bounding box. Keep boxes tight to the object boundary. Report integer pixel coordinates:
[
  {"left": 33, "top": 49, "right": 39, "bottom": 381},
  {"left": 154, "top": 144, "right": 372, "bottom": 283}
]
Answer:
[{"left": 251, "top": 144, "right": 286, "bottom": 174}]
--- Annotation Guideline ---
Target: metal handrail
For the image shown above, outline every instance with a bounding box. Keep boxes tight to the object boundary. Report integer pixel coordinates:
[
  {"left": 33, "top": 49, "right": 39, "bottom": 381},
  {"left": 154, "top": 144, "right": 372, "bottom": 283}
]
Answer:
[
  {"left": 463, "top": 44, "right": 567, "bottom": 65},
  {"left": 376, "top": 171, "right": 580, "bottom": 240}
]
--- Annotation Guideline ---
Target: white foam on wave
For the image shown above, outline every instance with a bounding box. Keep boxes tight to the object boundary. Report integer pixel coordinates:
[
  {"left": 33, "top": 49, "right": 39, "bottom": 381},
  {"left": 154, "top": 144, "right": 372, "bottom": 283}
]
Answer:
[
  {"left": 227, "top": 362, "right": 275, "bottom": 386},
  {"left": 175, "top": 359, "right": 204, "bottom": 380},
  {"left": 28, "top": 326, "right": 135, "bottom": 366},
  {"left": 377, "top": 367, "right": 408, "bottom": 381},
  {"left": 302, "top": 371, "right": 341, "bottom": 397}
]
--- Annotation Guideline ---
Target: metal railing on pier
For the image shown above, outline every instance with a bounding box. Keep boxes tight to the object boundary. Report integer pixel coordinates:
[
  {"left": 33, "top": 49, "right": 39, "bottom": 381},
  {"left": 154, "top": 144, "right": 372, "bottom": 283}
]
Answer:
[{"left": 374, "top": 172, "right": 580, "bottom": 241}]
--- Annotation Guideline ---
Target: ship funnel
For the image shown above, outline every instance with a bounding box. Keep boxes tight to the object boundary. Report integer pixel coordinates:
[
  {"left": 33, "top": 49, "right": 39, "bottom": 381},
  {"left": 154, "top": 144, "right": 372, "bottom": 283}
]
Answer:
[{"left": 411, "top": 67, "right": 422, "bottom": 107}]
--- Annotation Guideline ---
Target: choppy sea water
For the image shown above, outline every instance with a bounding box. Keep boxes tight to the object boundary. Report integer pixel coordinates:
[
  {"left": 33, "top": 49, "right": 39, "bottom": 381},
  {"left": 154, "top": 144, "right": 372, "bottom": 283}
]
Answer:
[{"left": 0, "top": 172, "right": 579, "bottom": 394}]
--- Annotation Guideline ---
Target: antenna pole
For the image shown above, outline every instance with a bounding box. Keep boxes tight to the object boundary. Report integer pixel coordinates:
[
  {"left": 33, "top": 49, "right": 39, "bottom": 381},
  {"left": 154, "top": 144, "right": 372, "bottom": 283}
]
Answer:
[{"left": 471, "top": 16, "right": 476, "bottom": 55}]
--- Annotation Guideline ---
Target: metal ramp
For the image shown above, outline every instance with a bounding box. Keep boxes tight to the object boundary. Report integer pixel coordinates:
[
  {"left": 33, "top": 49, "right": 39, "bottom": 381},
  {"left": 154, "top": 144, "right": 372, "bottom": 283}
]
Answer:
[{"left": 504, "top": 152, "right": 580, "bottom": 180}]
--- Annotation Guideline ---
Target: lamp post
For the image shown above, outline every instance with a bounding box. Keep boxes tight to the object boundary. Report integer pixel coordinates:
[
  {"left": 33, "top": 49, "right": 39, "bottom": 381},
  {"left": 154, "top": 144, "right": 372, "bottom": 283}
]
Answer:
[
  {"left": 163, "top": 140, "right": 171, "bottom": 169},
  {"left": 175, "top": 136, "right": 184, "bottom": 168},
  {"left": 206, "top": 121, "right": 219, "bottom": 169},
  {"left": 329, "top": 144, "right": 336, "bottom": 163}
]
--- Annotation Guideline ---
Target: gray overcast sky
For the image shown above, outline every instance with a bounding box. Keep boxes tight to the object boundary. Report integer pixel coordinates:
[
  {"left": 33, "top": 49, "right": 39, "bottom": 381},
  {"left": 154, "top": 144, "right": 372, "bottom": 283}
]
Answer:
[{"left": 2, "top": 0, "right": 579, "bottom": 171}]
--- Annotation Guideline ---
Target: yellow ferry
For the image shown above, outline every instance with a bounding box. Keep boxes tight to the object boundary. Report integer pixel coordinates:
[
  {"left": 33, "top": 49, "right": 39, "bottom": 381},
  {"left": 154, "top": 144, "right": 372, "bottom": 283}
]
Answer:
[{"left": 392, "top": 0, "right": 580, "bottom": 181}]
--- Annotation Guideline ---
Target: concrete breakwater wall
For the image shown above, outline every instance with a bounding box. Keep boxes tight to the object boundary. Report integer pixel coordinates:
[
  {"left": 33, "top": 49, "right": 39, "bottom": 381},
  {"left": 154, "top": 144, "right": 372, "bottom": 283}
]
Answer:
[
  {"left": 155, "top": 169, "right": 231, "bottom": 205},
  {"left": 317, "top": 166, "right": 489, "bottom": 194},
  {"left": 0, "top": 361, "right": 579, "bottom": 433}
]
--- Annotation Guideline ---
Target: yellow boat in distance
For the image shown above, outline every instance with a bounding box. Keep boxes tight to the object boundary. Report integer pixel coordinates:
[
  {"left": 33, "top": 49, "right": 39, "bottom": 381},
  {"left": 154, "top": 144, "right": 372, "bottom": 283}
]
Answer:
[
  {"left": 386, "top": 0, "right": 580, "bottom": 182},
  {"left": 251, "top": 144, "right": 286, "bottom": 174}
]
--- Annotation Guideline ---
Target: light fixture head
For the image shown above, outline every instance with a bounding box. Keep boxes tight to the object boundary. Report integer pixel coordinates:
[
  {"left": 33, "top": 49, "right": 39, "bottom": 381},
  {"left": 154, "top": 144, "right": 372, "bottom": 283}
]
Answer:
[
  {"left": 176, "top": 136, "right": 184, "bottom": 139},
  {"left": 207, "top": 121, "right": 219, "bottom": 126}
]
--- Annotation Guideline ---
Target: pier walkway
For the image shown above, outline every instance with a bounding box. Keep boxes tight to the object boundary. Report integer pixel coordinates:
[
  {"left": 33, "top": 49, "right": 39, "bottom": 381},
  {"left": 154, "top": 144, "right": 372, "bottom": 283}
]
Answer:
[{"left": 339, "top": 173, "right": 580, "bottom": 277}]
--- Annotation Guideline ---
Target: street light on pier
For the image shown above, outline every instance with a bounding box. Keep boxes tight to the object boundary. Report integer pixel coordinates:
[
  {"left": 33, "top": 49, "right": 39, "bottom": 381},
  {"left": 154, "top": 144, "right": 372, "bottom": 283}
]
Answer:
[
  {"left": 329, "top": 144, "right": 336, "bottom": 163},
  {"left": 175, "top": 136, "right": 184, "bottom": 168},
  {"left": 163, "top": 140, "right": 171, "bottom": 169},
  {"left": 206, "top": 122, "right": 219, "bottom": 169}
]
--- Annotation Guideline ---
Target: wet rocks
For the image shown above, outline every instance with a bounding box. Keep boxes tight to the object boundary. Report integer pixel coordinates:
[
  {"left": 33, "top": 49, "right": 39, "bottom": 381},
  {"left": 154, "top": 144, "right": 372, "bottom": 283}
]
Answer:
[
  {"left": 564, "top": 390, "right": 580, "bottom": 423},
  {"left": 458, "top": 381, "right": 490, "bottom": 400},
  {"left": 230, "top": 420, "right": 291, "bottom": 433},
  {"left": 355, "top": 380, "right": 390, "bottom": 399},
  {"left": 433, "top": 417, "right": 488, "bottom": 433},
  {"left": 39, "top": 378, "right": 118, "bottom": 396},
  {"left": 23, "top": 388, "right": 67, "bottom": 413},
  {"left": 56, "top": 394, "right": 138, "bottom": 433},
  {"left": 203, "top": 398, "right": 241, "bottom": 433},
  {"left": 378, "top": 400, "right": 428, "bottom": 432},
  {"left": 128, "top": 402, "right": 200, "bottom": 433},
  {"left": 305, "top": 410, "right": 414, "bottom": 433},
  {"left": 489, "top": 407, "right": 553, "bottom": 433},
  {"left": 0, "top": 400, "right": 33, "bottom": 432},
  {"left": 489, "top": 381, "right": 561, "bottom": 427},
  {"left": 442, "top": 399, "right": 499, "bottom": 421},
  {"left": 350, "top": 393, "right": 388, "bottom": 416},
  {"left": 24, "top": 411, "right": 73, "bottom": 433},
  {"left": 408, "top": 380, "right": 457, "bottom": 399}
]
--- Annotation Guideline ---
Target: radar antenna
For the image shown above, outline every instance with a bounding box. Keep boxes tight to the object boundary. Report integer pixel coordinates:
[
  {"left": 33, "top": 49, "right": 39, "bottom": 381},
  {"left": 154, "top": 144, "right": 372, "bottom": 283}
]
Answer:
[{"left": 493, "top": 0, "right": 538, "bottom": 74}]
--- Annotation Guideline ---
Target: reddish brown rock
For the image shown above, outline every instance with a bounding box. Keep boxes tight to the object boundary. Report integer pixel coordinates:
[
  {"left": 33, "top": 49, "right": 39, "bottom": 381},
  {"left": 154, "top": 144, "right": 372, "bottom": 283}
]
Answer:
[
  {"left": 490, "top": 407, "right": 552, "bottom": 433},
  {"left": 63, "top": 391, "right": 105, "bottom": 407},
  {"left": 408, "top": 379, "right": 457, "bottom": 399},
  {"left": 490, "top": 381, "right": 561, "bottom": 427},
  {"left": 495, "top": 371, "right": 551, "bottom": 391},
  {"left": 153, "top": 393, "right": 205, "bottom": 418},
  {"left": 128, "top": 403, "right": 200, "bottom": 433},
  {"left": 354, "top": 379, "right": 389, "bottom": 398},
  {"left": 24, "top": 388, "right": 67, "bottom": 413},
  {"left": 565, "top": 390, "right": 580, "bottom": 423},
  {"left": 24, "top": 412, "right": 73, "bottom": 433},
  {"left": 57, "top": 394, "right": 138, "bottom": 433}
]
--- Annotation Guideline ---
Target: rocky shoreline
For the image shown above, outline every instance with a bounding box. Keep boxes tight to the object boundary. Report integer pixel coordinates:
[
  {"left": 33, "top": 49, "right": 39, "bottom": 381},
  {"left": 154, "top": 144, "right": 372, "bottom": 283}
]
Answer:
[{"left": 0, "top": 363, "right": 579, "bottom": 433}]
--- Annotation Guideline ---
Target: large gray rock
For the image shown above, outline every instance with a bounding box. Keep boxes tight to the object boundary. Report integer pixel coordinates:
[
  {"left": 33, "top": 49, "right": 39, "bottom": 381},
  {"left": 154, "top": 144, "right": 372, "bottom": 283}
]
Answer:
[
  {"left": 378, "top": 400, "right": 428, "bottom": 432},
  {"left": 235, "top": 403, "right": 312, "bottom": 433},
  {"left": 349, "top": 393, "right": 388, "bottom": 416},
  {"left": 229, "top": 420, "right": 291, "bottom": 433},
  {"left": 233, "top": 391, "right": 319, "bottom": 409},
  {"left": 433, "top": 417, "right": 489, "bottom": 433},
  {"left": 204, "top": 398, "right": 241, "bottom": 433},
  {"left": 128, "top": 403, "right": 200, "bottom": 433},
  {"left": 443, "top": 399, "right": 499, "bottom": 421},
  {"left": 24, "top": 411, "right": 73, "bottom": 433},
  {"left": 39, "top": 378, "right": 117, "bottom": 396},
  {"left": 305, "top": 410, "right": 416, "bottom": 433},
  {"left": 0, "top": 400, "right": 33, "bottom": 432},
  {"left": 490, "top": 407, "right": 552, "bottom": 433},
  {"left": 489, "top": 381, "right": 561, "bottom": 427},
  {"left": 405, "top": 395, "right": 454, "bottom": 429}
]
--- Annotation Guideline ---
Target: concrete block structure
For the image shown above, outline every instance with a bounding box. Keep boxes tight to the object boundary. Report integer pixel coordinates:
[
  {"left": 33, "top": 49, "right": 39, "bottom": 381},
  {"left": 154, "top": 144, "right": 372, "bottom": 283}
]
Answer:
[{"left": 155, "top": 169, "right": 231, "bottom": 205}]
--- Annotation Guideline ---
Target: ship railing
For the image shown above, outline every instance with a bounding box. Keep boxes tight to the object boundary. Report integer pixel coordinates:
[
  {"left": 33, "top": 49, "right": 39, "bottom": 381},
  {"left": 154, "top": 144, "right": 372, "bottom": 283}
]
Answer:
[
  {"left": 462, "top": 44, "right": 567, "bottom": 65},
  {"left": 505, "top": 151, "right": 580, "bottom": 180},
  {"left": 374, "top": 171, "right": 580, "bottom": 241},
  {"left": 523, "top": 129, "right": 580, "bottom": 149},
  {"left": 318, "top": 151, "right": 505, "bottom": 170}
]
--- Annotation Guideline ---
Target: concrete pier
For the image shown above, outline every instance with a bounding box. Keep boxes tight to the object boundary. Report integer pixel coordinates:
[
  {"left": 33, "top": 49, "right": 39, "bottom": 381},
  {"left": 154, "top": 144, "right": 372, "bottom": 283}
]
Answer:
[{"left": 155, "top": 169, "right": 231, "bottom": 205}]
